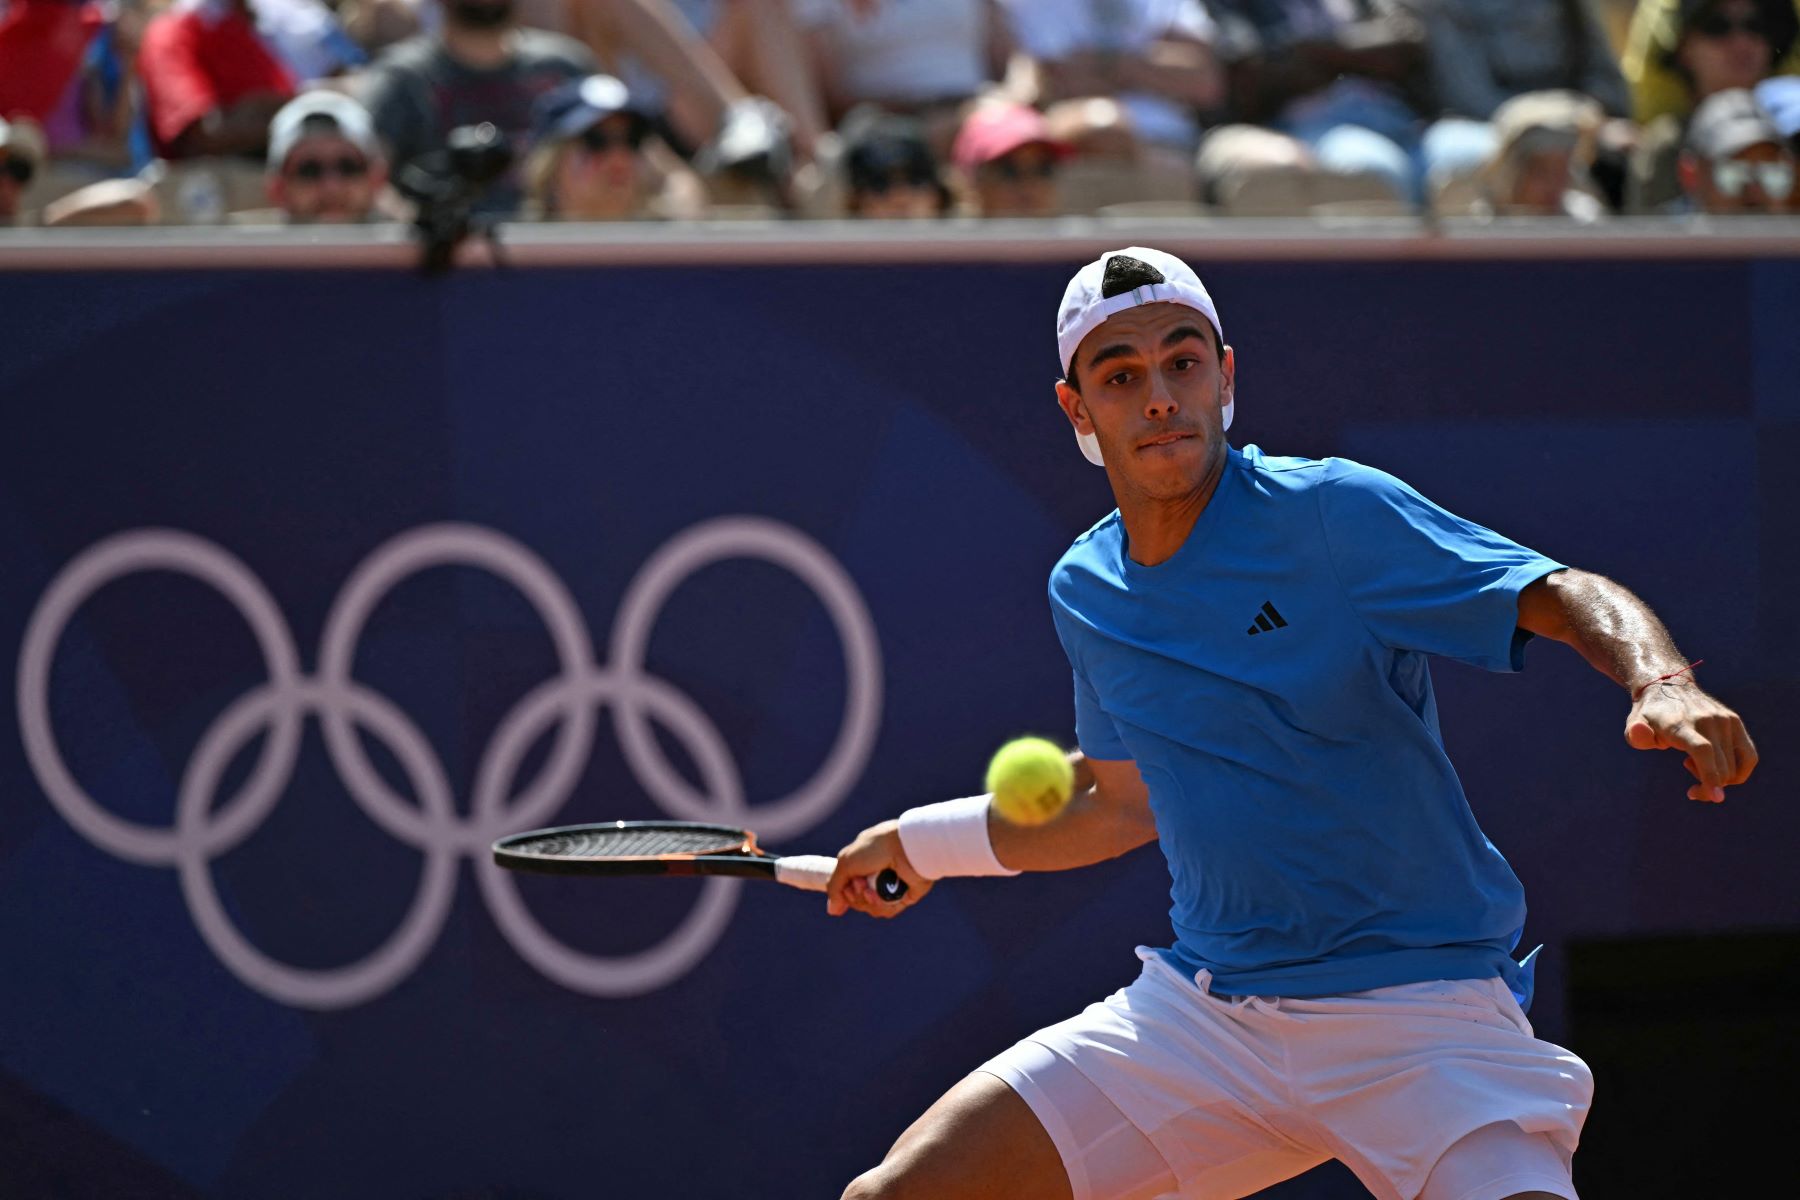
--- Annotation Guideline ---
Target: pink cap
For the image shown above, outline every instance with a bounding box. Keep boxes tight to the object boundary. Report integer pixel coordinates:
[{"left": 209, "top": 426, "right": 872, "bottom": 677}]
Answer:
[{"left": 952, "top": 103, "right": 1072, "bottom": 170}]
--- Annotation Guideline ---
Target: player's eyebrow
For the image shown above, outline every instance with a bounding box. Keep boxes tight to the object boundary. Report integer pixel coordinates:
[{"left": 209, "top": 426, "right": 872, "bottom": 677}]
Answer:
[{"left": 1084, "top": 325, "right": 1210, "bottom": 373}]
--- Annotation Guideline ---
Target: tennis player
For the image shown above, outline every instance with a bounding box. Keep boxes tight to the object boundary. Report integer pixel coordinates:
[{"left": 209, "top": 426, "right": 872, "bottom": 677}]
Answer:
[{"left": 824, "top": 247, "right": 1757, "bottom": 1200}]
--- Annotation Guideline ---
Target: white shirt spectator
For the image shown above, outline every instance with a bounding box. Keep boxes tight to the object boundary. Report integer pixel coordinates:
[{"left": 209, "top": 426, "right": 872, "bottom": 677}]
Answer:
[
  {"left": 1000, "top": 0, "right": 1217, "bottom": 147},
  {"left": 793, "top": 0, "right": 995, "bottom": 107}
]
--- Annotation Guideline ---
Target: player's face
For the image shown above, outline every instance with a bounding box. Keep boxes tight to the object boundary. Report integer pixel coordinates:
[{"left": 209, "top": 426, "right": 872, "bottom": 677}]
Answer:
[{"left": 1055, "top": 302, "right": 1234, "bottom": 501}]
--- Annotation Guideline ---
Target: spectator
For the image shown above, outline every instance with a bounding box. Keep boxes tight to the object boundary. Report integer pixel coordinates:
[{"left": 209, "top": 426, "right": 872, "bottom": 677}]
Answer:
[
  {"left": 254, "top": 0, "right": 369, "bottom": 81},
  {"left": 357, "top": 0, "right": 594, "bottom": 214},
  {"left": 1201, "top": 0, "right": 1439, "bottom": 205},
  {"left": 1624, "top": 0, "right": 1798, "bottom": 209},
  {"left": 137, "top": 0, "right": 297, "bottom": 159},
  {"left": 1623, "top": 0, "right": 1800, "bottom": 125},
  {"left": 840, "top": 106, "right": 950, "bottom": 218},
  {"left": 521, "top": 71, "right": 704, "bottom": 218},
  {"left": 571, "top": 0, "right": 817, "bottom": 165},
  {"left": 1409, "top": 1, "right": 1631, "bottom": 119},
  {"left": 1402, "top": 0, "right": 1633, "bottom": 205},
  {"left": 793, "top": 0, "right": 1014, "bottom": 154},
  {"left": 1759, "top": 73, "right": 1800, "bottom": 147},
  {"left": 265, "top": 90, "right": 391, "bottom": 222},
  {"left": 685, "top": 0, "right": 831, "bottom": 160},
  {"left": 951, "top": 98, "right": 1071, "bottom": 216},
  {"left": 0, "top": 114, "right": 46, "bottom": 224},
  {"left": 1000, "top": 0, "right": 1225, "bottom": 161},
  {"left": 1472, "top": 89, "right": 1607, "bottom": 218},
  {"left": 0, "top": 0, "right": 106, "bottom": 129},
  {"left": 48, "top": 0, "right": 154, "bottom": 173},
  {"left": 1678, "top": 84, "right": 1796, "bottom": 209}
]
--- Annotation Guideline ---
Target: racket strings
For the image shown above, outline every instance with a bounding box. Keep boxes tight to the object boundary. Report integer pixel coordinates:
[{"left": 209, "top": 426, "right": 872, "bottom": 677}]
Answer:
[{"left": 508, "top": 825, "right": 748, "bottom": 860}]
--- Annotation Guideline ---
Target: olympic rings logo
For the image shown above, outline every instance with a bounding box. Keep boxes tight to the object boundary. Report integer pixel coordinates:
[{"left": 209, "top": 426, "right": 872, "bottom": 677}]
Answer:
[{"left": 17, "top": 520, "right": 882, "bottom": 1009}]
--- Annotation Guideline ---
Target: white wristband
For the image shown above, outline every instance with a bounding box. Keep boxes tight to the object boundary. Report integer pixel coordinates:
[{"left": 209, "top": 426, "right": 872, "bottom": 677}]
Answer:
[{"left": 897, "top": 795, "right": 1020, "bottom": 880}]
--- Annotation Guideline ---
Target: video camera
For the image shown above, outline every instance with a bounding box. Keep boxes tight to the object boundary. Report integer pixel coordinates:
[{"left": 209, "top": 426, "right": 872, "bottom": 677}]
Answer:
[{"left": 395, "top": 122, "right": 514, "bottom": 274}]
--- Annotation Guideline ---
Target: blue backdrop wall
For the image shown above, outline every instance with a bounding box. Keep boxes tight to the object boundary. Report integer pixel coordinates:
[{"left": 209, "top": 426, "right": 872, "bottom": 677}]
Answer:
[{"left": 2, "top": 252, "right": 1795, "bottom": 1199}]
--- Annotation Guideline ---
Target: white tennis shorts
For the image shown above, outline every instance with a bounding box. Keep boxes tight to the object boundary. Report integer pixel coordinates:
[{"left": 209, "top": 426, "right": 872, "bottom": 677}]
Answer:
[{"left": 978, "top": 948, "right": 1593, "bottom": 1200}]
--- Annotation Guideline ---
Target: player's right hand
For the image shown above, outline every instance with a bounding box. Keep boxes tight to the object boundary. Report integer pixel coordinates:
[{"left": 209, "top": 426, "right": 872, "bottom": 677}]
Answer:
[
  {"left": 827, "top": 819, "right": 933, "bottom": 919},
  {"left": 1624, "top": 679, "right": 1758, "bottom": 803}
]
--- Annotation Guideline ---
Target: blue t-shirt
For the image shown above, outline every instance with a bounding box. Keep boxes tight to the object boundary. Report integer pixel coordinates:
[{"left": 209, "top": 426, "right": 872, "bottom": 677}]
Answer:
[{"left": 1050, "top": 445, "right": 1565, "bottom": 1002}]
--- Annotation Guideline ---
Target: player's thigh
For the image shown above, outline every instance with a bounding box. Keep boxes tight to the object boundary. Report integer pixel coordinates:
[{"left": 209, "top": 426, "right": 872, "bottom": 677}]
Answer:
[
  {"left": 842, "top": 1071, "right": 1071, "bottom": 1200},
  {"left": 1419, "top": 1120, "right": 1578, "bottom": 1200}
]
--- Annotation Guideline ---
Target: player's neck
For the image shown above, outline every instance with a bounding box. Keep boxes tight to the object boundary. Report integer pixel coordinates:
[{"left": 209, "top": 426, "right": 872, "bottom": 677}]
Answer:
[{"left": 1116, "top": 451, "right": 1227, "bottom": 567}]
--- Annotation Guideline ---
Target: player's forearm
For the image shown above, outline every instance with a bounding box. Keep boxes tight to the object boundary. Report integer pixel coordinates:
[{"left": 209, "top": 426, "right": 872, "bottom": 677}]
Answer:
[
  {"left": 1520, "top": 569, "right": 1693, "bottom": 693},
  {"left": 989, "top": 770, "right": 1157, "bottom": 873}
]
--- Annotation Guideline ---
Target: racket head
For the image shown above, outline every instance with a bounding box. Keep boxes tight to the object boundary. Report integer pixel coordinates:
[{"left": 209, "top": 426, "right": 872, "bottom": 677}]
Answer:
[{"left": 492, "top": 820, "right": 766, "bottom": 877}]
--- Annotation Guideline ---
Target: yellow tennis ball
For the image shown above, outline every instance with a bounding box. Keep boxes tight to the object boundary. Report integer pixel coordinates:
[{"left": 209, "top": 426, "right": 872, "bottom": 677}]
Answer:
[{"left": 986, "top": 737, "right": 1074, "bottom": 826}]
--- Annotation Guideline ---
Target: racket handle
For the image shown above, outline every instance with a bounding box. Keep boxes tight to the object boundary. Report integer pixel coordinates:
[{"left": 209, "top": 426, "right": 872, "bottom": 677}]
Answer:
[{"left": 774, "top": 856, "right": 910, "bottom": 902}]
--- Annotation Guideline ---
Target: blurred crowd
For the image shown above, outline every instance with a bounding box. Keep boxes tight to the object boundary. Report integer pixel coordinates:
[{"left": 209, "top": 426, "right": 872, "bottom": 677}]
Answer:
[{"left": 2, "top": 0, "right": 1797, "bottom": 230}]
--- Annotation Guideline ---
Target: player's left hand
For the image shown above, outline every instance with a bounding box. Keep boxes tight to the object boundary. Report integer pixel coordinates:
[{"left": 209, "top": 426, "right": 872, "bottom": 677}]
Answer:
[{"left": 1625, "top": 680, "right": 1757, "bottom": 803}]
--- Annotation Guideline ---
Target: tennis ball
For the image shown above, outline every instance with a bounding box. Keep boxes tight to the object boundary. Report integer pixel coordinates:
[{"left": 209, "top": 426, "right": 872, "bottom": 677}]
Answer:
[{"left": 986, "top": 737, "right": 1074, "bottom": 826}]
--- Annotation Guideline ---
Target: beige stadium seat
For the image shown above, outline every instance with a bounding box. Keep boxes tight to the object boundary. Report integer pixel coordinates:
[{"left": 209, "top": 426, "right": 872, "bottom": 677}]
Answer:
[
  {"left": 1058, "top": 158, "right": 1198, "bottom": 215},
  {"left": 1209, "top": 163, "right": 1313, "bottom": 217},
  {"left": 1431, "top": 173, "right": 1484, "bottom": 218}
]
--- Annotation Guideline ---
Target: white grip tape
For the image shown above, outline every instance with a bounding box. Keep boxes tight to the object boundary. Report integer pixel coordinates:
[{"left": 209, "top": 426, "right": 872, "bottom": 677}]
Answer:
[
  {"left": 773, "top": 855, "right": 838, "bottom": 892},
  {"left": 897, "top": 794, "right": 1020, "bottom": 880}
]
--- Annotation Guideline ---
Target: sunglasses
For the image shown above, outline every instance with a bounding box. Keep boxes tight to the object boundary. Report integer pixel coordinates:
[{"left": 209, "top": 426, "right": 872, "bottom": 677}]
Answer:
[
  {"left": 1713, "top": 158, "right": 1796, "bottom": 198},
  {"left": 1692, "top": 11, "right": 1767, "bottom": 38},
  {"left": 1, "top": 155, "right": 34, "bottom": 186},
  {"left": 578, "top": 124, "right": 645, "bottom": 154},
  {"left": 982, "top": 157, "right": 1057, "bottom": 183},
  {"left": 288, "top": 155, "right": 368, "bottom": 182}
]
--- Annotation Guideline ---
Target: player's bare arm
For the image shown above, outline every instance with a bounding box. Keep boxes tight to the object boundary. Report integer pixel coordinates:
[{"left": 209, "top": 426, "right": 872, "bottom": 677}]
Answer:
[
  {"left": 1517, "top": 568, "right": 1757, "bottom": 802},
  {"left": 825, "top": 753, "right": 1157, "bottom": 918},
  {"left": 987, "top": 754, "right": 1157, "bottom": 871}
]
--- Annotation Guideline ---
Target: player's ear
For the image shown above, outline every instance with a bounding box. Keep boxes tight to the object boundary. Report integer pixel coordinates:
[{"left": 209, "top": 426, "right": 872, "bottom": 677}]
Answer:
[
  {"left": 1221, "top": 344, "right": 1236, "bottom": 397},
  {"left": 1055, "top": 378, "right": 1092, "bottom": 434}
]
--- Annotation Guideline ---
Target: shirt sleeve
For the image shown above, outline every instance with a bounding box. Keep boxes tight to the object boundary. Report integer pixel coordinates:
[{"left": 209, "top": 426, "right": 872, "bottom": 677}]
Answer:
[
  {"left": 1316, "top": 461, "right": 1565, "bottom": 672},
  {"left": 1166, "top": 0, "right": 1217, "bottom": 43},
  {"left": 1051, "top": 605, "right": 1131, "bottom": 760},
  {"left": 137, "top": 14, "right": 218, "bottom": 149},
  {"left": 1415, "top": 1, "right": 1508, "bottom": 120},
  {"left": 356, "top": 63, "right": 430, "bottom": 174},
  {"left": 999, "top": 0, "right": 1080, "bottom": 60}
]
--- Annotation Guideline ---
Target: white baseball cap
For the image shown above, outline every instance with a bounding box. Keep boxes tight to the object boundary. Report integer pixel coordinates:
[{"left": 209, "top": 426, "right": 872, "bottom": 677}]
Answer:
[
  {"left": 1057, "top": 246, "right": 1229, "bottom": 466},
  {"left": 267, "top": 91, "right": 382, "bottom": 171}
]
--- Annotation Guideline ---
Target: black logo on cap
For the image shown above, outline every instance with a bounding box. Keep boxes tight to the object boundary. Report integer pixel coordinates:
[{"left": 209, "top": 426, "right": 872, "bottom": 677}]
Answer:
[{"left": 1101, "top": 254, "right": 1166, "bottom": 298}]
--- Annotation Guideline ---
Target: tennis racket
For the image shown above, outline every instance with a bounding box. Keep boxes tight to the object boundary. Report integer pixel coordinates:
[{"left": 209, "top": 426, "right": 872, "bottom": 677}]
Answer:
[{"left": 492, "top": 820, "right": 909, "bottom": 901}]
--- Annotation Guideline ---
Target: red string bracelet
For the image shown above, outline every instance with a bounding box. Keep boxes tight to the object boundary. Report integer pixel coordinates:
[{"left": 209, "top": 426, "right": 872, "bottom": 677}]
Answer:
[{"left": 1633, "top": 659, "right": 1703, "bottom": 700}]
